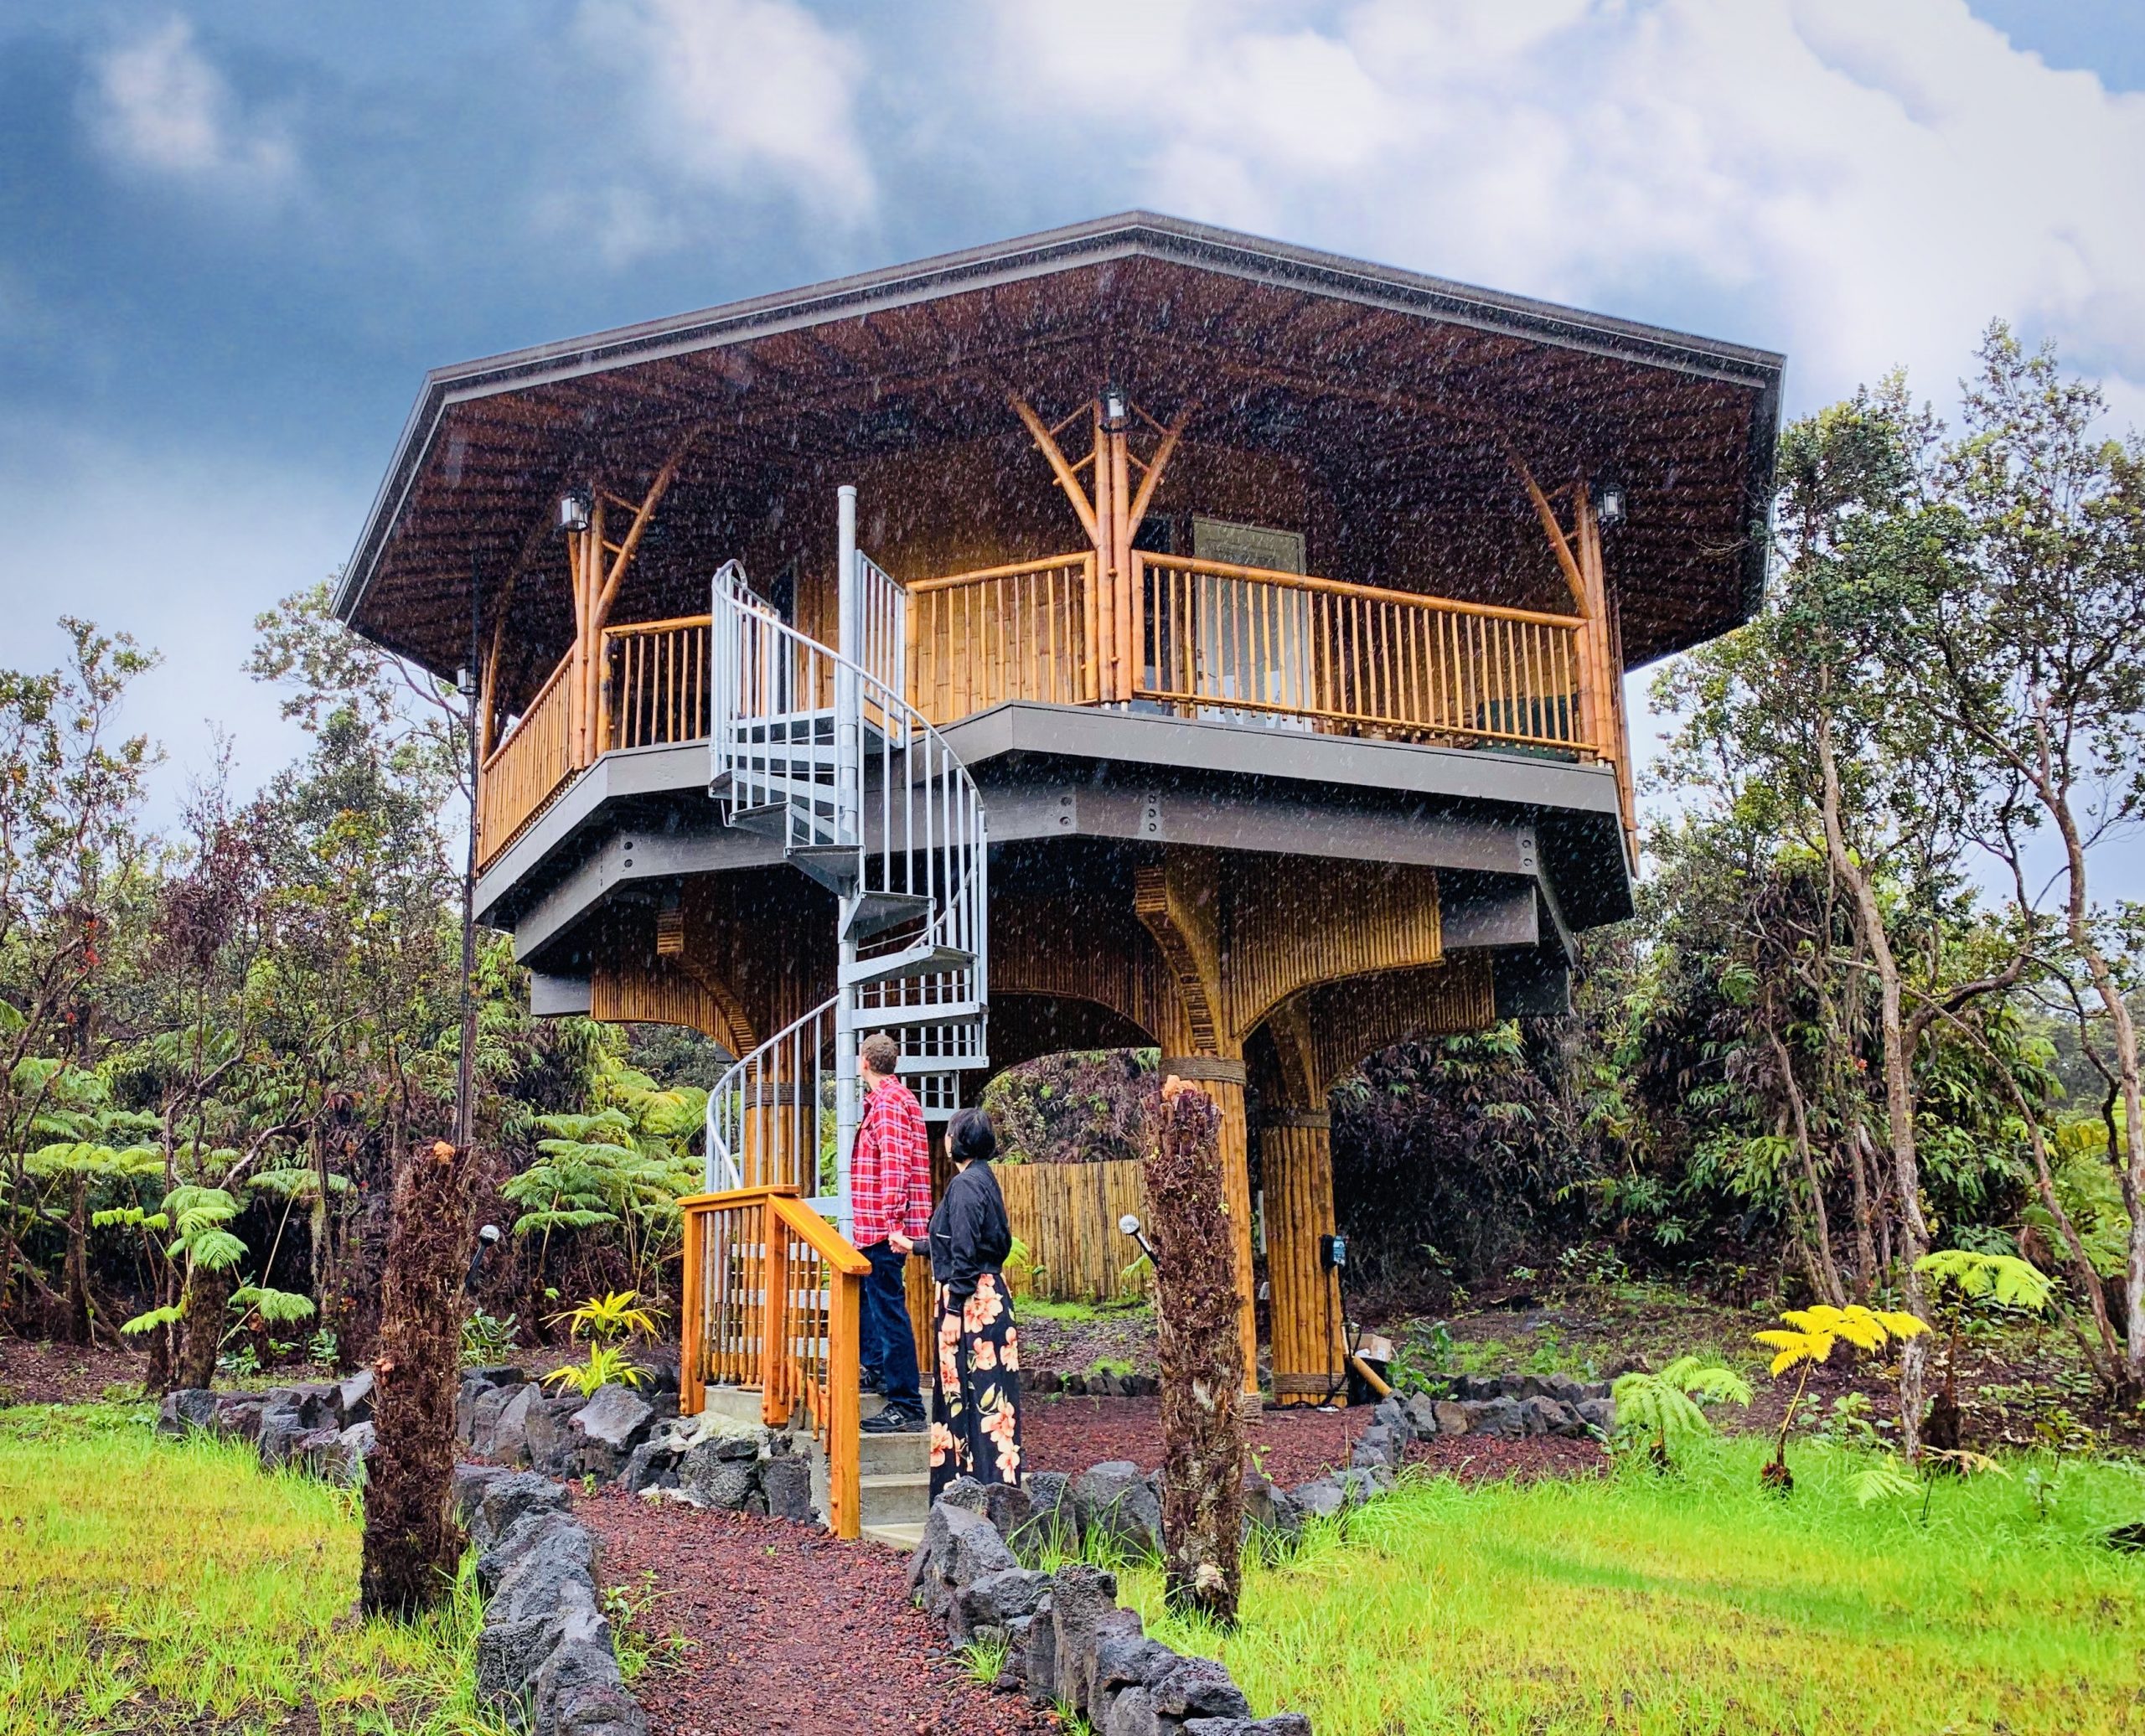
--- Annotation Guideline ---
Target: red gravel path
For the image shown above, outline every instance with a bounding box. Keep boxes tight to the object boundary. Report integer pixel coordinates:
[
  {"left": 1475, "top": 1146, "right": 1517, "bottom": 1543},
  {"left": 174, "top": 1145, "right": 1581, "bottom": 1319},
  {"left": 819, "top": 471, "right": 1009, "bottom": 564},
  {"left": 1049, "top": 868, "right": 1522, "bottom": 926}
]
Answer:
[
  {"left": 575, "top": 1488, "right": 1058, "bottom": 1736},
  {"left": 1024, "top": 1392, "right": 1608, "bottom": 1485}
]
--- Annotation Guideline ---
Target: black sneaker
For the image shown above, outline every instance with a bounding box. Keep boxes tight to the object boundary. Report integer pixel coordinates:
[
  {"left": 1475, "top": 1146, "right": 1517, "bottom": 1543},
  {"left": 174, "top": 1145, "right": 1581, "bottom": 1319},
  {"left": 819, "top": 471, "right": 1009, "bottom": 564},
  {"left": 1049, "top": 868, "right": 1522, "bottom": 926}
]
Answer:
[
  {"left": 860, "top": 1370, "right": 886, "bottom": 1396},
  {"left": 861, "top": 1408, "right": 925, "bottom": 1434}
]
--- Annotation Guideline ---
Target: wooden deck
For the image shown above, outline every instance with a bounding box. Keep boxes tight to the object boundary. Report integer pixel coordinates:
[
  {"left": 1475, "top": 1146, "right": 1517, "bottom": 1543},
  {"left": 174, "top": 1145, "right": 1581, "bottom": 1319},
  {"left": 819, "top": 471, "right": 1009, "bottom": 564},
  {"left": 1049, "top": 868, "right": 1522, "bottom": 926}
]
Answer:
[{"left": 475, "top": 550, "right": 1632, "bottom": 869}]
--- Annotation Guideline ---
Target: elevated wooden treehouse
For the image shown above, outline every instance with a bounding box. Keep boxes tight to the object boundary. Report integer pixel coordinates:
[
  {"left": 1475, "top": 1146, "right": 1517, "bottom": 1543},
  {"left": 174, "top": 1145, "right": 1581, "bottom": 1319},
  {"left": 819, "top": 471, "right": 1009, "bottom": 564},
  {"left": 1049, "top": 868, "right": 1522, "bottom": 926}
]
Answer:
[{"left": 337, "top": 214, "right": 1781, "bottom": 1536}]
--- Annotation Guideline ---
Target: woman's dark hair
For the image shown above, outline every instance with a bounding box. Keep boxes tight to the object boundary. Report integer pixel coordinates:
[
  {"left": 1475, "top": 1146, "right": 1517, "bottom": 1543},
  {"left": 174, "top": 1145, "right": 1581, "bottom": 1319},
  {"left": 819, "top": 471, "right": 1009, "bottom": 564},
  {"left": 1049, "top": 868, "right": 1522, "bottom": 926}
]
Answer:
[{"left": 948, "top": 1107, "right": 997, "bottom": 1165}]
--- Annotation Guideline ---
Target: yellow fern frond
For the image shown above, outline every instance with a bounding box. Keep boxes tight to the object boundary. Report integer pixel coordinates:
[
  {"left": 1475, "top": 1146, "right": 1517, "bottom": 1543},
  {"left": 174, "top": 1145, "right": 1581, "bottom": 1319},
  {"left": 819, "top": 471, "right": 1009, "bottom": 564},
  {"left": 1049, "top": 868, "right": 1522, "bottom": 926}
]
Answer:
[{"left": 1874, "top": 1310, "right": 1929, "bottom": 1340}]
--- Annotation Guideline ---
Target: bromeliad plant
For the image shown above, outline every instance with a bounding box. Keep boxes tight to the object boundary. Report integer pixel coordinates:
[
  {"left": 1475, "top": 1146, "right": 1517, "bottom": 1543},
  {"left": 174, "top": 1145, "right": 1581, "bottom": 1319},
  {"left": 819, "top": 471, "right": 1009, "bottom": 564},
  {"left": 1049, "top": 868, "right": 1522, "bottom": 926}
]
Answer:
[
  {"left": 1610, "top": 1356, "right": 1753, "bottom": 1470},
  {"left": 1754, "top": 1305, "right": 1928, "bottom": 1491},
  {"left": 541, "top": 1289, "right": 662, "bottom": 1395}
]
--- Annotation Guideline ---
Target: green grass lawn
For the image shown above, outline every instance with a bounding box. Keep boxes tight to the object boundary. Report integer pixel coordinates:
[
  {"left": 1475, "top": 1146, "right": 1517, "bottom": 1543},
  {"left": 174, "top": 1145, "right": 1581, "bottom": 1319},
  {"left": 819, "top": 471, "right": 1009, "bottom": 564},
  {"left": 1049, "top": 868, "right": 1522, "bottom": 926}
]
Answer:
[
  {"left": 1119, "top": 1438, "right": 2145, "bottom": 1736},
  {"left": 0, "top": 1403, "right": 506, "bottom": 1736}
]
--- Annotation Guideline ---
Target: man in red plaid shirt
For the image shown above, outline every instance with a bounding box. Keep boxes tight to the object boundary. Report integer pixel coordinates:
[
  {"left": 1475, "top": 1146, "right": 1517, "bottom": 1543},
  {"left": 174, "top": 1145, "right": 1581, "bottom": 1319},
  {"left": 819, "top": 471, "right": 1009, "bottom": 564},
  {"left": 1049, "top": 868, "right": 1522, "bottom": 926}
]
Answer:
[{"left": 854, "top": 1030, "right": 931, "bottom": 1433}]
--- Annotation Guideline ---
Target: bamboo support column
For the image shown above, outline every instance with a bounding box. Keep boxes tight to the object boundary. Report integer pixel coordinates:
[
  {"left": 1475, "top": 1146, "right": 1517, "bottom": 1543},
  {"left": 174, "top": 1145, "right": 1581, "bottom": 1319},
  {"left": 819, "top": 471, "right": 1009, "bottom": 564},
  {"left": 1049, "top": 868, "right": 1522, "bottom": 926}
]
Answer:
[{"left": 1263, "top": 1110, "right": 1343, "bottom": 1406}]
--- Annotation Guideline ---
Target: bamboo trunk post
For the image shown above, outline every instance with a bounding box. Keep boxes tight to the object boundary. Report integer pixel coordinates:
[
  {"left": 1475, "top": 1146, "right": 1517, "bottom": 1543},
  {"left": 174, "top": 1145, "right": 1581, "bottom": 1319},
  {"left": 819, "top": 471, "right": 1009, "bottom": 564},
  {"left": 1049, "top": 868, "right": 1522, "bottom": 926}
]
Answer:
[{"left": 680, "top": 1201, "right": 705, "bottom": 1417}]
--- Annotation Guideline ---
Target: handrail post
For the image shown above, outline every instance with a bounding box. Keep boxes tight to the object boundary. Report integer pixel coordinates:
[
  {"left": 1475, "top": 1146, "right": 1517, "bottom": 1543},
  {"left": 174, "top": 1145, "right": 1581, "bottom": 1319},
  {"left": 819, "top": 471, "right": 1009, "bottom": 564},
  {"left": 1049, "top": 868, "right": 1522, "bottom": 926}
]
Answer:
[
  {"left": 828, "top": 1263, "right": 862, "bottom": 1538},
  {"left": 680, "top": 1201, "right": 705, "bottom": 1418},
  {"left": 761, "top": 1195, "right": 790, "bottom": 1427},
  {"left": 833, "top": 485, "right": 861, "bottom": 1241}
]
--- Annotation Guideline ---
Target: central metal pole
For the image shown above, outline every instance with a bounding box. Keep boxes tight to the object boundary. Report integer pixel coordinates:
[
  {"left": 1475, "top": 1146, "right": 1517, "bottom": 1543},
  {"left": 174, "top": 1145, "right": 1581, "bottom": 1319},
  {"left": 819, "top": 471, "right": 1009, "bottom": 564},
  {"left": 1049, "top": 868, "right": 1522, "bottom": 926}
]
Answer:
[{"left": 832, "top": 483, "right": 861, "bottom": 1237}]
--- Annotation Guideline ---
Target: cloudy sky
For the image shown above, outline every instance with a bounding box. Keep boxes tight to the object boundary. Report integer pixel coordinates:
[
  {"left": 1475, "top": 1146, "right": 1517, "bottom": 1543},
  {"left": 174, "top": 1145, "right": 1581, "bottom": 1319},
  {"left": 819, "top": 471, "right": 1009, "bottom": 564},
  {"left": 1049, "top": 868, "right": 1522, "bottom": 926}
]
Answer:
[{"left": 3, "top": 0, "right": 2142, "bottom": 856}]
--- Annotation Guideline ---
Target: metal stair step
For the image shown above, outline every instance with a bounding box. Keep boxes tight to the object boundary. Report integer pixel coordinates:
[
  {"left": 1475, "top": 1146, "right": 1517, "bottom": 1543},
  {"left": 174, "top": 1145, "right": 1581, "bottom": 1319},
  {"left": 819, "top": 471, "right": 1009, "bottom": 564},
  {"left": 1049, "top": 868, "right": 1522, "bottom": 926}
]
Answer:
[
  {"left": 788, "top": 842, "right": 861, "bottom": 894},
  {"left": 847, "top": 998, "right": 985, "bottom": 1031},
  {"left": 840, "top": 944, "right": 974, "bottom": 989},
  {"left": 844, "top": 889, "right": 932, "bottom": 943}
]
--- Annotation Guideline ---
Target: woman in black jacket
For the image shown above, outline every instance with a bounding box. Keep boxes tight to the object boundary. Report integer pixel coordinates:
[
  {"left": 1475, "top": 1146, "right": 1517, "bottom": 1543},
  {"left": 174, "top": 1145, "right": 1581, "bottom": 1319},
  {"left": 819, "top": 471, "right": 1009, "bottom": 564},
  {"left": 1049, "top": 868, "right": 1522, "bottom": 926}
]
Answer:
[{"left": 927, "top": 1108, "right": 1023, "bottom": 1497}]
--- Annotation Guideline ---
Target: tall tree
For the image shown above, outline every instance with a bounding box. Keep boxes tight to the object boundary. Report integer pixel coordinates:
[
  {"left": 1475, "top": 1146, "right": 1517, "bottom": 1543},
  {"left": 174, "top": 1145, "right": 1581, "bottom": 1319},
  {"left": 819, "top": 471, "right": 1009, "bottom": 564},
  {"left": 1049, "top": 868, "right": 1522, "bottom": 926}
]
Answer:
[
  {"left": 0, "top": 621, "right": 157, "bottom": 1331},
  {"left": 1899, "top": 327, "right": 2145, "bottom": 1391}
]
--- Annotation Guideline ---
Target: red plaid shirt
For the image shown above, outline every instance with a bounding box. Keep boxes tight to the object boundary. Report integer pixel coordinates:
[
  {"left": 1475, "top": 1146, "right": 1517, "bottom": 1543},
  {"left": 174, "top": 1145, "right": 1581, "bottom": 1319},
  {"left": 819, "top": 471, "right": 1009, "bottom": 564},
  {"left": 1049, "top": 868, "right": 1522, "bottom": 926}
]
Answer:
[{"left": 851, "top": 1074, "right": 931, "bottom": 1247}]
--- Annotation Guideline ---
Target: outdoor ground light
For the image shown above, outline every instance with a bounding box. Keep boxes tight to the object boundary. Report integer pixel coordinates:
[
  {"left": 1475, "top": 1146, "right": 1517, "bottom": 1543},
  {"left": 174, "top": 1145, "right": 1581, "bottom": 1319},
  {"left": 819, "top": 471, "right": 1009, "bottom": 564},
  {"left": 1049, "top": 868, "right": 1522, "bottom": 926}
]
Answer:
[
  {"left": 1591, "top": 475, "right": 1627, "bottom": 530},
  {"left": 1119, "top": 1212, "right": 1158, "bottom": 1267},
  {"left": 557, "top": 488, "right": 592, "bottom": 534},
  {"left": 467, "top": 1222, "right": 502, "bottom": 1287},
  {"left": 1100, "top": 384, "right": 1129, "bottom": 432}
]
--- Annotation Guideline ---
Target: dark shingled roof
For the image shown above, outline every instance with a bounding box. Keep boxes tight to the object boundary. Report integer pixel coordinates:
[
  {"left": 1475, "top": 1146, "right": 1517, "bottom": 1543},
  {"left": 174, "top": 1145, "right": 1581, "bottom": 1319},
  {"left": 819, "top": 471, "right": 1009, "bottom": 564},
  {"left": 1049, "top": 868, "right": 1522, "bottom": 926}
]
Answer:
[{"left": 336, "top": 211, "right": 1783, "bottom": 679}]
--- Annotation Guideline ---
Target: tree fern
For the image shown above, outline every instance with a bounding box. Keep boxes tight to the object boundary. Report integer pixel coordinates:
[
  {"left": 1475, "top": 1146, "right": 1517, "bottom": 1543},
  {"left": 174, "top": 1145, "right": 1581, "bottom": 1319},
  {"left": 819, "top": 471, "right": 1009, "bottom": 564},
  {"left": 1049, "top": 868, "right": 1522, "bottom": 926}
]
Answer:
[{"left": 1612, "top": 1355, "right": 1753, "bottom": 1465}]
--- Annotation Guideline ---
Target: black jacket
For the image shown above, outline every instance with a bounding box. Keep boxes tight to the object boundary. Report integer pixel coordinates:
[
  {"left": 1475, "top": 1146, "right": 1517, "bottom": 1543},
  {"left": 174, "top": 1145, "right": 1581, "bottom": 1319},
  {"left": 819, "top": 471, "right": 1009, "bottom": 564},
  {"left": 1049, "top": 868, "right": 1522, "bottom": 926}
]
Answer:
[{"left": 928, "top": 1160, "right": 1012, "bottom": 1300}]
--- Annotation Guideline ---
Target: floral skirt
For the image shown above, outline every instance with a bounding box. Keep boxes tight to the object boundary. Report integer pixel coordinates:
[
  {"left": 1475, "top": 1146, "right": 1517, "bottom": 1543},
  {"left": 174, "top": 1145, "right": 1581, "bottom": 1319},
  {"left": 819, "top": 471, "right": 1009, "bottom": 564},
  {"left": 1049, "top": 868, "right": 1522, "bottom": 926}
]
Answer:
[{"left": 928, "top": 1268, "right": 1023, "bottom": 1498}]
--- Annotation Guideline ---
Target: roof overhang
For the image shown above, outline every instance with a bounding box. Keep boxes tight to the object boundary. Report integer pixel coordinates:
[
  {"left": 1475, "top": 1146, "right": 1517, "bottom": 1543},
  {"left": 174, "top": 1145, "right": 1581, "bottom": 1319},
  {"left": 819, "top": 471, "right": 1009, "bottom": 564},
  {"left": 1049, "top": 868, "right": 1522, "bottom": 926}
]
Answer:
[{"left": 337, "top": 211, "right": 1783, "bottom": 676}]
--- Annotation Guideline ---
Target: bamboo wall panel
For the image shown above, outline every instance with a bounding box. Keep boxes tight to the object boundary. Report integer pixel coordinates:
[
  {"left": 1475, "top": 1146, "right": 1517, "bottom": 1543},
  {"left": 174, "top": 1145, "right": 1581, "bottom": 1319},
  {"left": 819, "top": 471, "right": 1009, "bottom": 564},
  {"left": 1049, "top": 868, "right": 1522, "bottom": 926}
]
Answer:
[
  {"left": 1219, "top": 857, "right": 1442, "bottom": 1035},
  {"left": 477, "top": 655, "right": 578, "bottom": 866},
  {"left": 603, "top": 617, "right": 711, "bottom": 750},
  {"left": 1288, "top": 957, "right": 1499, "bottom": 1098},
  {"left": 997, "top": 1160, "right": 1151, "bottom": 1304},
  {"left": 906, "top": 555, "right": 1095, "bottom": 726},
  {"left": 1264, "top": 1123, "right": 1342, "bottom": 1405}
]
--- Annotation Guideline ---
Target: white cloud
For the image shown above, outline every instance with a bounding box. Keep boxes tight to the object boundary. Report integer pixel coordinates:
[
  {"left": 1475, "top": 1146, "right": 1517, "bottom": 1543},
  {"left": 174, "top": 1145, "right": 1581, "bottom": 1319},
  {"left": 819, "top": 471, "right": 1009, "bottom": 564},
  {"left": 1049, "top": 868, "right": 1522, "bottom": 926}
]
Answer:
[
  {"left": 576, "top": 0, "right": 874, "bottom": 234},
  {"left": 986, "top": 0, "right": 2145, "bottom": 413},
  {"left": 86, "top": 16, "right": 296, "bottom": 193}
]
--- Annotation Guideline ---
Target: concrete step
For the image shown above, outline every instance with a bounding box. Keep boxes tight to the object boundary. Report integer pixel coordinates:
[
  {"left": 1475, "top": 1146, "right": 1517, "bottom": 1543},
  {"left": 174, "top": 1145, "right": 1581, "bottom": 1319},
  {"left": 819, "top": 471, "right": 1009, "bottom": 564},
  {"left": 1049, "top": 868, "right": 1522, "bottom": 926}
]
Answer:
[
  {"left": 860, "top": 1469, "right": 931, "bottom": 1528},
  {"left": 862, "top": 1520, "right": 926, "bottom": 1553},
  {"left": 855, "top": 1427, "right": 931, "bottom": 1475}
]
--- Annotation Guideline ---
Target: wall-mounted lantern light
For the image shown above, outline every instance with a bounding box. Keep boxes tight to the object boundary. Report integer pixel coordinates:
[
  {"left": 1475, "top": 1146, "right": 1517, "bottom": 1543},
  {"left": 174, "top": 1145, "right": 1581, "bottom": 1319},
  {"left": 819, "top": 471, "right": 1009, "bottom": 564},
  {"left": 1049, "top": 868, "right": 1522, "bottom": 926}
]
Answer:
[
  {"left": 1100, "top": 384, "right": 1129, "bottom": 433},
  {"left": 557, "top": 488, "right": 593, "bottom": 535},
  {"left": 455, "top": 665, "right": 477, "bottom": 699},
  {"left": 1591, "top": 476, "right": 1627, "bottom": 531}
]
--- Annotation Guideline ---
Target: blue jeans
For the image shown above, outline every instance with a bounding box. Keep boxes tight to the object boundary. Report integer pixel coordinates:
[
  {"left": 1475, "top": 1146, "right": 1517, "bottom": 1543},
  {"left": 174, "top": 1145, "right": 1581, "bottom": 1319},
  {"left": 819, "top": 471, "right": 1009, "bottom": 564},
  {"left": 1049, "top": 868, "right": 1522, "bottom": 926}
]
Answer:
[{"left": 860, "top": 1239, "right": 923, "bottom": 1418}]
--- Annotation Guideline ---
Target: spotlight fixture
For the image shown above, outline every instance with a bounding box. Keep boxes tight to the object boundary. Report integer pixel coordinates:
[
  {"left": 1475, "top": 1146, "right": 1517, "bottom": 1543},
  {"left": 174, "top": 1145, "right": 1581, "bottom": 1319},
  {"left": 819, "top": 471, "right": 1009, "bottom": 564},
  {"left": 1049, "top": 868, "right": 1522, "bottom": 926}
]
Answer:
[{"left": 557, "top": 488, "right": 592, "bottom": 535}]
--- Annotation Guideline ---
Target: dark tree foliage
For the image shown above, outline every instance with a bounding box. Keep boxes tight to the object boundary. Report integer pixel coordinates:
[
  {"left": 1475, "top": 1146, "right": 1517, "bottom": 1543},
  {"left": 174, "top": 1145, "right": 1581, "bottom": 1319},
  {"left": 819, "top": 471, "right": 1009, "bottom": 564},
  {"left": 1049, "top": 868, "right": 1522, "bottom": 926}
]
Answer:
[
  {"left": 1330, "top": 1022, "right": 1595, "bottom": 1289},
  {"left": 983, "top": 1047, "right": 1158, "bottom": 1165}
]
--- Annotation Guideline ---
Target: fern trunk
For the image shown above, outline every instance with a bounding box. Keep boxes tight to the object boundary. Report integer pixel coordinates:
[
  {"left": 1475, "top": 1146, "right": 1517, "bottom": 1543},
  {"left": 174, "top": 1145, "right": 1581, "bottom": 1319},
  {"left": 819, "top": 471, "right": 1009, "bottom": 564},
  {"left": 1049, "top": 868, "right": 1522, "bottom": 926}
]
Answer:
[
  {"left": 177, "top": 1264, "right": 231, "bottom": 1390},
  {"left": 361, "top": 1139, "right": 477, "bottom": 1617},
  {"left": 1146, "top": 1077, "right": 1244, "bottom": 1626}
]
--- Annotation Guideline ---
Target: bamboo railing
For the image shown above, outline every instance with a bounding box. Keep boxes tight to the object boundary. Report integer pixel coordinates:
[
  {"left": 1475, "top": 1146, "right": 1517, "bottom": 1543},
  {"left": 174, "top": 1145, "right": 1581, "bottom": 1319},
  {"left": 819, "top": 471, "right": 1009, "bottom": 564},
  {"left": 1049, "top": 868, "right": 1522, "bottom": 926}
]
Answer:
[
  {"left": 1134, "top": 553, "right": 1595, "bottom": 753},
  {"left": 906, "top": 554, "right": 1096, "bottom": 726},
  {"left": 679, "top": 1184, "right": 869, "bottom": 1538},
  {"left": 478, "top": 548, "right": 1621, "bottom": 867},
  {"left": 602, "top": 615, "right": 711, "bottom": 752},
  {"left": 476, "top": 656, "right": 577, "bottom": 866}
]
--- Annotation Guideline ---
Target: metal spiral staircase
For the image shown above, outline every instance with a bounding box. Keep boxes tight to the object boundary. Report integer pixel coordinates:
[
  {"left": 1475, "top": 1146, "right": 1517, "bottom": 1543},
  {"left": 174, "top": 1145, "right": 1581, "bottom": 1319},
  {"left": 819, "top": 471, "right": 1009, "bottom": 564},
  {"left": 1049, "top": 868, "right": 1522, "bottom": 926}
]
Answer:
[{"left": 701, "top": 486, "right": 990, "bottom": 1237}]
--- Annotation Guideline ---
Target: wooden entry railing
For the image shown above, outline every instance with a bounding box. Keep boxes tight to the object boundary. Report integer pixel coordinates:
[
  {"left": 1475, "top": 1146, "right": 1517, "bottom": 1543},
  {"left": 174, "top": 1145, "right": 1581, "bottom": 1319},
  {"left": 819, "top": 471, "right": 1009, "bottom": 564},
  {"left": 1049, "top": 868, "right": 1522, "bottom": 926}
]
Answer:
[
  {"left": 679, "top": 1185, "right": 870, "bottom": 1538},
  {"left": 1134, "top": 553, "right": 1595, "bottom": 755}
]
